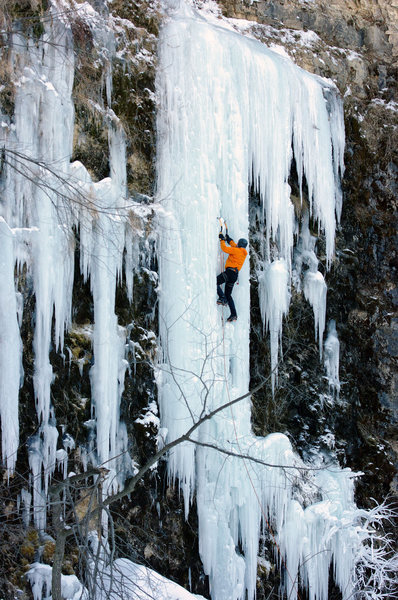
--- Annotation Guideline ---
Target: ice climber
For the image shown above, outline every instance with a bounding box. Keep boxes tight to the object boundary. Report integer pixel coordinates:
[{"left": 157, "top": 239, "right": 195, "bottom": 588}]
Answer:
[{"left": 217, "top": 232, "right": 248, "bottom": 322}]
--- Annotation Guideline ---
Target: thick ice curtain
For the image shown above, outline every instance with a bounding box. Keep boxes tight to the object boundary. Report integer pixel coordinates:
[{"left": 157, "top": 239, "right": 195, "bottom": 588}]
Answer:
[{"left": 157, "top": 4, "right": 347, "bottom": 600}]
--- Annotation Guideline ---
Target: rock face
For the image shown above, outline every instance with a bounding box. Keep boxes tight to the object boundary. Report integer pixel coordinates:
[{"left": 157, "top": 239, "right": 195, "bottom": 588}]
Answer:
[
  {"left": 218, "top": 0, "right": 398, "bottom": 63},
  {"left": 0, "top": 0, "right": 396, "bottom": 598}
]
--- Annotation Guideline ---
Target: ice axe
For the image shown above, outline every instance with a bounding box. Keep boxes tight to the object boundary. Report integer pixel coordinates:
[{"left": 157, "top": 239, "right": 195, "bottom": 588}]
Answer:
[{"left": 217, "top": 217, "right": 228, "bottom": 236}]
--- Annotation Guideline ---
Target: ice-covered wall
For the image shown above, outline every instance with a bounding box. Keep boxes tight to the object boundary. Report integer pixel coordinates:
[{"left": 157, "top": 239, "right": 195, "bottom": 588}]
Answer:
[
  {"left": 156, "top": 3, "right": 367, "bottom": 600},
  {"left": 0, "top": 3, "right": 136, "bottom": 528},
  {"left": 0, "top": 1, "right": 393, "bottom": 599}
]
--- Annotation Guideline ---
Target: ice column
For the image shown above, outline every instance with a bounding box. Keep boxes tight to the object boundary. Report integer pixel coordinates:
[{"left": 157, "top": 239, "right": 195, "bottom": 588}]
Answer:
[
  {"left": 157, "top": 4, "right": 349, "bottom": 600},
  {"left": 303, "top": 270, "right": 327, "bottom": 358},
  {"left": 0, "top": 4, "right": 134, "bottom": 527},
  {"left": 324, "top": 319, "right": 340, "bottom": 395},
  {"left": 67, "top": 126, "right": 132, "bottom": 507},
  {"left": 0, "top": 219, "right": 22, "bottom": 474},
  {"left": 295, "top": 213, "right": 328, "bottom": 358},
  {"left": 0, "top": 18, "right": 76, "bottom": 527},
  {"left": 87, "top": 123, "right": 131, "bottom": 501},
  {"left": 258, "top": 259, "right": 290, "bottom": 392}
]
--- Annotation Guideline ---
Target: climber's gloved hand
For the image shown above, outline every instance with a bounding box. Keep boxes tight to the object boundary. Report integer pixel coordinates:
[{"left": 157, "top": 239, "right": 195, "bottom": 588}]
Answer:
[
  {"left": 219, "top": 233, "right": 225, "bottom": 240},
  {"left": 225, "top": 234, "right": 232, "bottom": 243}
]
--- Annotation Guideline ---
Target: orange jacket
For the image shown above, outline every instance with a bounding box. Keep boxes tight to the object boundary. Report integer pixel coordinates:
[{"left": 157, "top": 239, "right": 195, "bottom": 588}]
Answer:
[{"left": 220, "top": 239, "right": 248, "bottom": 271}]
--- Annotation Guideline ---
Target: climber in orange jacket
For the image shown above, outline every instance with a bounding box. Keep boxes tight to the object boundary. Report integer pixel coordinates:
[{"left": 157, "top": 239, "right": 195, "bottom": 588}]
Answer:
[{"left": 217, "top": 232, "right": 248, "bottom": 322}]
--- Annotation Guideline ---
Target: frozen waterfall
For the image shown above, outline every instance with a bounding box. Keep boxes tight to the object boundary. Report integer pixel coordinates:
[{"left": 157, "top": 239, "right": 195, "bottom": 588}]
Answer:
[
  {"left": 0, "top": 0, "right": 389, "bottom": 599},
  {"left": 156, "top": 4, "right": 364, "bottom": 600},
  {"left": 0, "top": 4, "right": 134, "bottom": 528}
]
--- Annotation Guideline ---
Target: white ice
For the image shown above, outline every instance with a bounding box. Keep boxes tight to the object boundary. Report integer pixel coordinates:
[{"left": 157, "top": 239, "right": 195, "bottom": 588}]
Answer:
[
  {"left": 94, "top": 557, "right": 208, "bottom": 600},
  {"left": 324, "top": 319, "right": 340, "bottom": 395},
  {"left": 0, "top": 2, "right": 135, "bottom": 528},
  {"left": 0, "top": 1, "right": 375, "bottom": 599},
  {"left": 1, "top": 17, "right": 76, "bottom": 526},
  {"left": 258, "top": 259, "right": 290, "bottom": 393},
  {"left": 27, "top": 550, "right": 208, "bottom": 600},
  {"left": 0, "top": 218, "right": 22, "bottom": 474},
  {"left": 156, "top": 3, "right": 367, "bottom": 600},
  {"left": 26, "top": 563, "right": 88, "bottom": 600},
  {"left": 294, "top": 213, "right": 328, "bottom": 358},
  {"left": 303, "top": 270, "right": 327, "bottom": 358}
]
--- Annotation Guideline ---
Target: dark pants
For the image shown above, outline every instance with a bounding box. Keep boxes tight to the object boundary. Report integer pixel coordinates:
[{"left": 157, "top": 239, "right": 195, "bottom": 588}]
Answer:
[{"left": 217, "top": 268, "right": 238, "bottom": 318}]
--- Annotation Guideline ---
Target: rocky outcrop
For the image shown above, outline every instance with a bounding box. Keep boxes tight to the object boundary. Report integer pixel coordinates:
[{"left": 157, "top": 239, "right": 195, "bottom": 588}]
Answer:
[{"left": 217, "top": 0, "right": 398, "bottom": 64}]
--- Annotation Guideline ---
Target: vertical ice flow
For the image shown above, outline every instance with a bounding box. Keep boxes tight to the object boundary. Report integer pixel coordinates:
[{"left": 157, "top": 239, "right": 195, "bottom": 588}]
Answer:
[
  {"left": 0, "top": 219, "right": 22, "bottom": 474},
  {"left": 324, "top": 319, "right": 340, "bottom": 395},
  {"left": 88, "top": 121, "right": 131, "bottom": 505},
  {"left": 304, "top": 270, "right": 327, "bottom": 358},
  {"left": 294, "top": 212, "right": 328, "bottom": 358},
  {"left": 156, "top": 5, "right": 361, "bottom": 600},
  {"left": 0, "top": 4, "right": 134, "bottom": 526},
  {"left": 0, "top": 19, "right": 76, "bottom": 527},
  {"left": 259, "top": 259, "right": 290, "bottom": 393}
]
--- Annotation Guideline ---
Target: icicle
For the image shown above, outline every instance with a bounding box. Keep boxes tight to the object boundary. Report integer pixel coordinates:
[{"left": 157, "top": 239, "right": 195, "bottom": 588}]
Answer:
[
  {"left": 0, "top": 3, "right": 138, "bottom": 530},
  {"left": 88, "top": 122, "right": 132, "bottom": 522},
  {"left": 26, "top": 563, "right": 87, "bottom": 600},
  {"left": 294, "top": 212, "right": 327, "bottom": 357},
  {"left": 156, "top": 5, "right": 352, "bottom": 600},
  {"left": 303, "top": 270, "right": 327, "bottom": 358},
  {"left": 56, "top": 449, "right": 68, "bottom": 479},
  {"left": 20, "top": 488, "right": 32, "bottom": 528},
  {"left": 0, "top": 219, "right": 22, "bottom": 475},
  {"left": 258, "top": 259, "right": 291, "bottom": 393},
  {"left": 0, "top": 15, "right": 76, "bottom": 527},
  {"left": 324, "top": 319, "right": 340, "bottom": 396},
  {"left": 293, "top": 212, "right": 319, "bottom": 287}
]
